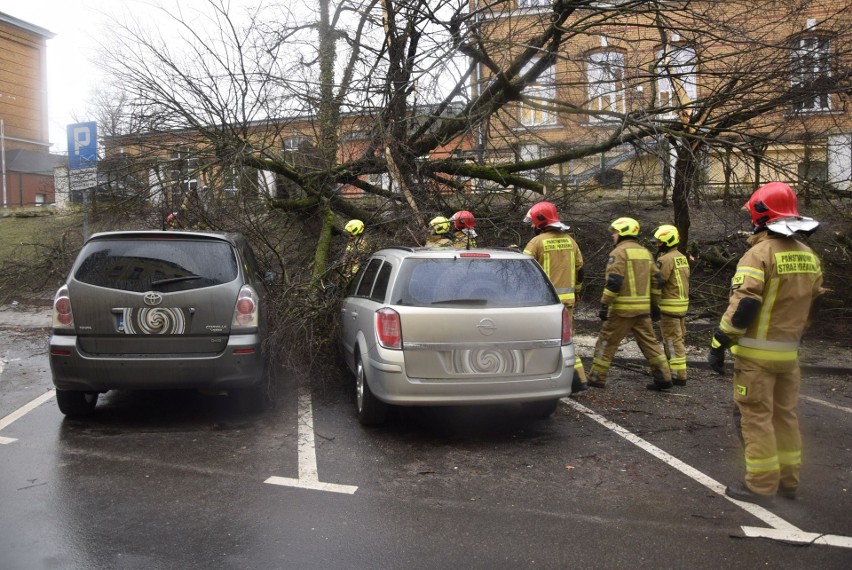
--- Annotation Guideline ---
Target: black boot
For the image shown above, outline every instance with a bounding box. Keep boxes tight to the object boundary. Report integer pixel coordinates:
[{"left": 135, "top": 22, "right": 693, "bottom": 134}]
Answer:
[
  {"left": 647, "top": 369, "right": 673, "bottom": 391},
  {"left": 571, "top": 373, "right": 589, "bottom": 395},
  {"left": 725, "top": 483, "right": 775, "bottom": 507}
]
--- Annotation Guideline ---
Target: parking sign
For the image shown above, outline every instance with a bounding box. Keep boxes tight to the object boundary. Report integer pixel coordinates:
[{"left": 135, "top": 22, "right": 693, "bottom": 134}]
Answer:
[{"left": 67, "top": 122, "right": 98, "bottom": 170}]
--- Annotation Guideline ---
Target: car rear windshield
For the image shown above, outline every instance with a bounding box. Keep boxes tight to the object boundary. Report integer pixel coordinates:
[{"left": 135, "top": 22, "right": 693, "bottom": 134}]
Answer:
[
  {"left": 393, "top": 258, "right": 558, "bottom": 308},
  {"left": 73, "top": 238, "right": 239, "bottom": 292}
]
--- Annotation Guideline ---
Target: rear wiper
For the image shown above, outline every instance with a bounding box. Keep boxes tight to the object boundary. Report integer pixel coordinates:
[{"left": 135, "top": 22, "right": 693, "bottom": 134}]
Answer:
[
  {"left": 431, "top": 298, "right": 487, "bottom": 305},
  {"left": 151, "top": 275, "right": 201, "bottom": 286}
]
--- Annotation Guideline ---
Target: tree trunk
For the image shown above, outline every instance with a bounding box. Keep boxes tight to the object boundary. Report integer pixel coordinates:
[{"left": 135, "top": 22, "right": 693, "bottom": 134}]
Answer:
[
  {"left": 672, "top": 142, "right": 698, "bottom": 250},
  {"left": 311, "top": 202, "right": 335, "bottom": 287}
]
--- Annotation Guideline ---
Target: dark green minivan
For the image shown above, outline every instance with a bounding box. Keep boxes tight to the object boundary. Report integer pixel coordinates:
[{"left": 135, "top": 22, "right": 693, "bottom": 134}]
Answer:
[{"left": 49, "top": 231, "right": 268, "bottom": 417}]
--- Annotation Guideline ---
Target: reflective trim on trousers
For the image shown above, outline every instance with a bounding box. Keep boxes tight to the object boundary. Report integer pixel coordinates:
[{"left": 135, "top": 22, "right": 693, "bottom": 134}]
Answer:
[
  {"left": 778, "top": 449, "right": 801, "bottom": 466},
  {"left": 746, "top": 455, "right": 780, "bottom": 474},
  {"left": 648, "top": 354, "right": 668, "bottom": 367}
]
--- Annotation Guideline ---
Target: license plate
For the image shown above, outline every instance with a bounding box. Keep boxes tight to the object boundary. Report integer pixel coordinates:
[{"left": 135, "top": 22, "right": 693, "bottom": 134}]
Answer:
[
  {"left": 451, "top": 348, "right": 525, "bottom": 374},
  {"left": 121, "top": 307, "right": 188, "bottom": 335}
]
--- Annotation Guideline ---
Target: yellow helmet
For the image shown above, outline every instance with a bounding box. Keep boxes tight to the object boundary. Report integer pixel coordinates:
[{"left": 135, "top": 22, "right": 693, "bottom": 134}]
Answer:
[
  {"left": 653, "top": 224, "right": 680, "bottom": 247},
  {"left": 429, "top": 216, "right": 451, "bottom": 234},
  {"left": 610, "top": 217, "right": 640, "bottom": 237},
  {"left": 344, "top": 219, "right": 364, "bottom": 236}
]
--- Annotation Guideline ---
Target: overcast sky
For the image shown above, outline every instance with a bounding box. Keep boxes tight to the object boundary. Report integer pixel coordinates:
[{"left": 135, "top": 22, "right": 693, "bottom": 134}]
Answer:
[{"left": 1, "top": 0, "right": 254, "bottom": 154}]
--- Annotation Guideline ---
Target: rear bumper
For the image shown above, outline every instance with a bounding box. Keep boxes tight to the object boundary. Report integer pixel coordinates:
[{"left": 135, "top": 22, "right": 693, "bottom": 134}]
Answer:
[
  {"left": 365, "top": 343, "right": 575, "bottom": 405},
  {"left": 49, "top": 333, "right": 264, "bottom": 392}
]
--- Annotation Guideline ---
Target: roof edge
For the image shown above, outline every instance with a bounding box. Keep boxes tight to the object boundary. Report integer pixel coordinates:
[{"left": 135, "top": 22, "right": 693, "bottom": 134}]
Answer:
[{"left": 0, "top": 11, "right": 56, "bottom": 39}]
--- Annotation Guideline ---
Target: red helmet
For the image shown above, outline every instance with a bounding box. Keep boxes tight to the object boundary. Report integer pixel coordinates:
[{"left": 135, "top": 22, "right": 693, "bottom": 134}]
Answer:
[
  {"left": 745, "top": 182, "right": 799, "bottom": 228},
  {"left": 451, "top": 210, "right": 475, "bottom": 230},
  {"left": 524, "top": 201, "right": 560, "bottom": 230}
]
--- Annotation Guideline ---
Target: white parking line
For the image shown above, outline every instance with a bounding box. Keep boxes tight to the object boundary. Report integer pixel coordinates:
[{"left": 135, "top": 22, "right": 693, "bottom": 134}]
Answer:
[
  {"left": 801, "top": 395, "right": 852, "bottom": 414},
  {"left": 265, "top": 383, "right": 357, "bottom": 495},
  {"left": 0, "top": 390, "right": 56, "bottom": 445},
  {"left": 563, "top": 398, "right": 852, "bottom": 549}
]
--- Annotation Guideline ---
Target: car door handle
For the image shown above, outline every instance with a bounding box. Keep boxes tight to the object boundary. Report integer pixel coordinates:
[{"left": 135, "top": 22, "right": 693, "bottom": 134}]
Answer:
[{"left": 351, "top": 312, "right": 358, "bottom": 319}]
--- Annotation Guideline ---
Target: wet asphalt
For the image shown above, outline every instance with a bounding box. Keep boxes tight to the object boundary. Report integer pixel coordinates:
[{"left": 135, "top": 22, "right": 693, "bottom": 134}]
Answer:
[{"left": 1, "top": 305, "right": 850, "bottom": 569}]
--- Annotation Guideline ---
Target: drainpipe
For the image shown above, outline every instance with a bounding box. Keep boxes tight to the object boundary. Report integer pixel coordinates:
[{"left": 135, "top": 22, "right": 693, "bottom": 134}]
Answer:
[{"left": 1, "top": 118, "right": 6, "bottom": 208}]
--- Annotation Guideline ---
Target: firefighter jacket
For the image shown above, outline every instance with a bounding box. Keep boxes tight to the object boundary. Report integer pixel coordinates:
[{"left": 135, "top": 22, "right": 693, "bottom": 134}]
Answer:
[
  {"left": 717, "top": 231, "right": 823, "bottom": 361},
  {"left": 425, "top": 233, "right": 455, "bottom": 249},
  {"left": 524, "top": 229, "right": 584, "bottom": 307},
  {"left": 453, "top": 230, "right": 477, "bottom": 249},
  {"left": 600, "top": 239, "right": 661, "bottom": 317},
  {"left": 656, "top": 248, "right": 690, "bottom": 317}
]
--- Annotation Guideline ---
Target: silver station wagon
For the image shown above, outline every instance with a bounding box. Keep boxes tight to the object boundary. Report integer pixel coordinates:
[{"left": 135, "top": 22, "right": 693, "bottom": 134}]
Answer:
[
  {"left": 340, "top": 247, "right": 575, "bottom": 425},
  {"left": 49, "top": 231, "right": 268, "bottom": 417}
]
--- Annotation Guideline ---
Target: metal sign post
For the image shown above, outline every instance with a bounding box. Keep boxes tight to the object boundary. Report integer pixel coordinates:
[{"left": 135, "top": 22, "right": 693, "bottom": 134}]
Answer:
[{"left": 67, "top": 122, "right": 98, "bottom": 240}]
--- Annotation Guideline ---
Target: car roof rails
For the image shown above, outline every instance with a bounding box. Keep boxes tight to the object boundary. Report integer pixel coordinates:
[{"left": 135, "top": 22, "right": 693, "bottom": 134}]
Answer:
[{"left": 384, "top": 246, "right": 418, "bottom": 252}]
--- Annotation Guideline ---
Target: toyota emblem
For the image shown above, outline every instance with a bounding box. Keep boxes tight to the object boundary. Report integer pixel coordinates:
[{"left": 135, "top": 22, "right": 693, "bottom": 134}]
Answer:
[
  {"left": 143, "top": 292, "right": 163, "bottom": 306},
  {"left": 477, "top": 318, "right": 497, "bottom": 336}
]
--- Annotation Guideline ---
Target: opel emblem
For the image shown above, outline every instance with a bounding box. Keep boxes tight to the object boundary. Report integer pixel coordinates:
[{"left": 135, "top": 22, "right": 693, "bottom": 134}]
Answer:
[
  {"left": 143, "top": 292, "right": 163, "bottom": 306},
  {"left": 477, "top": 318, "right": 497, "bottom": 336}
]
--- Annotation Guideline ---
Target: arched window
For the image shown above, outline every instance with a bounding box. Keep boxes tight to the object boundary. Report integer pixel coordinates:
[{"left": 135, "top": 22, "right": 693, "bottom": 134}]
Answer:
[
  {"left": 656, "top": 45, "right": 697, "bottom": 118},
  {"left": 586, "top": 50, "right": 626, "bottom": 120}
]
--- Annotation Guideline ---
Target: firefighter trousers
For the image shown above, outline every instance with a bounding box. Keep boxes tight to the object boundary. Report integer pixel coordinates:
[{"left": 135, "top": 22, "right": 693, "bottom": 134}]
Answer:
[
  {"left": 565, "top": 305, "right": 587, "bottom": 384},
  {"left": 588, "top": 314, "right": 671, "bottom": 386},
  {"left": 659, "top": 315, "right": 687, "bottom": 382},
  {"left": 732, "top": 355, "right": 801, "bottom": 496}
]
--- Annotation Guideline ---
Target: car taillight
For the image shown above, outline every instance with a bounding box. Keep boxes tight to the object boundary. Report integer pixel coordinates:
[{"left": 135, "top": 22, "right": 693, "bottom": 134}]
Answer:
[
  {"left": 52, "top": 285, "right": 74, "bottom": 329},
  {"left": 376, "top": 308, "right": 402, "bottom": 350},
  {"left": 231, "top": 285, "right": 259, "bottom": 328},
  {"left": 459, "top": 252, "right": 490, "bottom": 258},
  {"left": 561, "top": 308, "right": 573, "bottom": 345}
]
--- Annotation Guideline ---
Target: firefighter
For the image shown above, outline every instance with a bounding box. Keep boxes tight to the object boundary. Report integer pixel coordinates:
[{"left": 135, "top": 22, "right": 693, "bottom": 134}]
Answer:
[
  {"left": 523, "top": 201, "right": 588, "bottom": 394},
  {"left": 708, "top": 182, "right": 823, "bottom": 507},
  {"left": 342, "top": 219, "right": 368, "bottom": 276},
  {"left": 164, "top": 211, "right": 180, "bottom": 229},
  {"left": 449, "top": 210, "right": 477, "bottom": 249},
  {"left": 653, "top": 224, "right": 690, "bottom": 386},
  {"left": 588, "top": 217, "right": 673, "bottom": 391},
  {"left": 425, "top": 216, "right": 455, "bottom": 249}
]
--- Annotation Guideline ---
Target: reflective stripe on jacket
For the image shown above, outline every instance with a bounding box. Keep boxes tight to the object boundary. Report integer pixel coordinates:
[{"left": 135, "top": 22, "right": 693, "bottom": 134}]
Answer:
[
  {"left": 656, "top": 248, "right": 690, "bottom": 316},
  {"left": 719, "top": 232, "right": 824, "bottom": 361},
  {"left": 601, "top": 240, "right": 661, "bottom": 317},
  {"left": 524, "top": 230, "right": 584, "bottom": 307}
]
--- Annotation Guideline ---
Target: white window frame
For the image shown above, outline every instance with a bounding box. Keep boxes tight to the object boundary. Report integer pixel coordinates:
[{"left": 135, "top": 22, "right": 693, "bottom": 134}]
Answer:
[
  {"left": 368, "top": 172, "right": 393, "bottom": 193},
  {"left": 517, "top": 0, "right": 550, "bottom": 7},
  {"left": 656, "top": 45, "right": 697, "bottom": 118},
  {"left": 791, "top": 35, "right": 832, "bottom": 113},
  {"left": 517, "top": 143, "right": 550, "bottom": 179},
  {"left": 283, "top": 137, "right": 311, "bottom": 155},
  {"left": 520, "top": 58, "right": 557, "bottom": 127},
  {"left": 586, "top": 50, "right": 626, "bottom": 120}
]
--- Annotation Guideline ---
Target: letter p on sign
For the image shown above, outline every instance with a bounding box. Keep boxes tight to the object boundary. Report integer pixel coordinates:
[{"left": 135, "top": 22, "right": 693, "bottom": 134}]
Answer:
[{"left": 67, "top": 122, "right": 98, "bottom": 170}]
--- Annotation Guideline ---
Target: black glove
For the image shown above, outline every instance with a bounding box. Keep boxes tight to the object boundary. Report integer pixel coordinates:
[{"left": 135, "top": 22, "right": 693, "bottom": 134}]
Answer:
[
  {"left": 650, "top": 305, "right": 661, "bottom": 322},
  {"left": 707, "top": 347, "right": 726, "bottom": 374},
  {"left": 598, "top": 305, "right": 609, "bottom": 321},
  {"left": 708, "top": 329, "right": 732, "bottom": 374}
]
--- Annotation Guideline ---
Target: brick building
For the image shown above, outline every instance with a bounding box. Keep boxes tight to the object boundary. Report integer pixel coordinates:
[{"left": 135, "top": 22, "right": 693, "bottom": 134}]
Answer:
[
  {"left": 467, "top": 0, "right": 852, "bottom": 197},
  {"left": 0, "top": 11, "right": 63, "bottom": 208}
]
